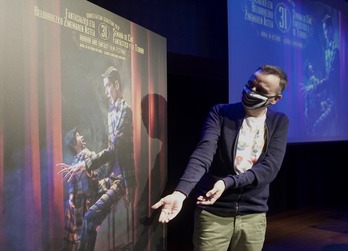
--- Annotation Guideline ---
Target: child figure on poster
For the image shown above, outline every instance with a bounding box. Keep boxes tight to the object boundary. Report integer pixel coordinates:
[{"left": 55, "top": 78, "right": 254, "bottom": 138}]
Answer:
[{"left": 62, "top": 128, "right": 100, "bottom": 251}]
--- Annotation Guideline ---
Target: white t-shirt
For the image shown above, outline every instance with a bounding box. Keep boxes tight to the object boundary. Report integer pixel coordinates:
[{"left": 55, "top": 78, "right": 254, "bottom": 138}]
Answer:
[{"left": 234, "top": 113, "right": 266, "bottom": 174}]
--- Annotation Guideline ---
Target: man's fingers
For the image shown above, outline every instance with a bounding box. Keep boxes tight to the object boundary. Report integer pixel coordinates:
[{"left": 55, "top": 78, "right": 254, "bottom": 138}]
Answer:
[
  {"left": 158, "top": 209, "right": 172, "bottom": 223},
  {"left": 151, "top": 200, "right": 164, "bottom": 209},
  {"left": 62, "top": 173, "right": 71, "bottom": 182},
  {"left": 57, "top": 168, "right": 70, "bottom": 175},
  {"left": 206, "top": 191, "right": 215, "bottom": 197},
  {"left": 56, "top": 163, "right": 68, "bottom": 168}
]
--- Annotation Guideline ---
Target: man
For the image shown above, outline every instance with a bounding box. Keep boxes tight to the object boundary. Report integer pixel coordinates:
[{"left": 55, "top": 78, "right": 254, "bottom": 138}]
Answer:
[
  {"left": 62, "top": 128, "right": 99, "bottom": 251},
  {"left": 58, "top": 66, "right": 135, "bottom": 251},
  {"left": 319, "top": 14, "right": 339, "bottom": 135},
  {"left": 152, "top": 65, "right": 288, "bottom": 251}
]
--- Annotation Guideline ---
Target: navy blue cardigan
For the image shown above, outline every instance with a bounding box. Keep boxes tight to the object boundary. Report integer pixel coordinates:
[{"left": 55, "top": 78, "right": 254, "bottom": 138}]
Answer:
[{"left": 175, "top": 102, "right": 289, "bottom": 216}]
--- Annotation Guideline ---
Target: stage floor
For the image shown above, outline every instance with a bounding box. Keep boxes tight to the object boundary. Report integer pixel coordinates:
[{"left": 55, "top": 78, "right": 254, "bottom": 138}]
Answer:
[{"left": 167, "top": 206, "right": 348, "bottom": 251}]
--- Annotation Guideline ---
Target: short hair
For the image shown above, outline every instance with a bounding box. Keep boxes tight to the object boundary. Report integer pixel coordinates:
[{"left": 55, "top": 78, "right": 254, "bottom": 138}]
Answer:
[
  {"left": 64, "top": 127, "right": 77, "bottom": 154},
  {"left": 256, "top": 65, "right": 288, "bottom": 94},
  {"left": 102, "top": 66, "right": 122, "bottom": 93},
  {"left": 322, "top": 14, "right": 332, "bottom": 27}
]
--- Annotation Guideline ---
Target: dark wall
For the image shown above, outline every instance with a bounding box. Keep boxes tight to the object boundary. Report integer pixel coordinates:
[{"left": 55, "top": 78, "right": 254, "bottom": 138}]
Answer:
[
  {"left": 88, "top": 0, "right": 228, "bottom": 60},
  {"left": 269, "top": 140, "right": 348, "bottom": 214},
  {"left": 89, "top": 0, "right": 348, "bottom": 247}
]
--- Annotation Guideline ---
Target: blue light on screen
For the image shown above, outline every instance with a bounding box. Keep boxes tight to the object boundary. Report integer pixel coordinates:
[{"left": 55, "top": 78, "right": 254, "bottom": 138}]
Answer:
[{"left": 228, "top": 0, "right": 348, "bottom": 143}]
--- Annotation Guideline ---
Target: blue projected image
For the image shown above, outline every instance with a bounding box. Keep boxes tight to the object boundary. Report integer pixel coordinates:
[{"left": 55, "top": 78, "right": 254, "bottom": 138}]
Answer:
[{"left": 228, "top": 0, "right": 348, "bottom": 143}]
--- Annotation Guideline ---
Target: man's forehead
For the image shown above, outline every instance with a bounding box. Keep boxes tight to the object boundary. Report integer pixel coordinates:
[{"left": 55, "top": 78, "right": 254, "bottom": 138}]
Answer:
[
  {"left": 250, "top": 71, "right": 265, "bottom": 81},
  {"left": 250, "top": 72, "right": 280, "bottom": 91}
]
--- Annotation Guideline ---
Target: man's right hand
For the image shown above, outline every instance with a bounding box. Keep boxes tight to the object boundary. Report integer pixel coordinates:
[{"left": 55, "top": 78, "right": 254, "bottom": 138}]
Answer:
[{"left": 151, "top": 191, "right": 186, "bottom": 223}]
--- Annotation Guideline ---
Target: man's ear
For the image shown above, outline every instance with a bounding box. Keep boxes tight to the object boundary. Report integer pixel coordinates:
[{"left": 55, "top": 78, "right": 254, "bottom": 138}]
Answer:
[
  {"left": 271, "top": 95, "right": 282, "bottom": 104},
  {"left": 114, "top": 80, "right": 120, "bottom": 90}
]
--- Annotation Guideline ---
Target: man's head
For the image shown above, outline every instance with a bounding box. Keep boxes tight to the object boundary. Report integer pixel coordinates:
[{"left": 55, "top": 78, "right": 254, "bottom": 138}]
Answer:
[
  {"left": 64, "top": 127, "right": 86, "bottom": 155},
  {"left": 102, "top": 66, "right": 122, "bottom": 104},
  {"left": 242, "top": 65, "right": 288, "bottom": 110},
  {"left": 322, "top": 14, "right": 333, "bottom": 45}
]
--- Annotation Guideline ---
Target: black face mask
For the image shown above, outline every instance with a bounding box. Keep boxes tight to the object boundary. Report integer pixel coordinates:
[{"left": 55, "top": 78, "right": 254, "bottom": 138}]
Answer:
[{"left": 242, "top": 85, "right": 277, "bottom": 110}]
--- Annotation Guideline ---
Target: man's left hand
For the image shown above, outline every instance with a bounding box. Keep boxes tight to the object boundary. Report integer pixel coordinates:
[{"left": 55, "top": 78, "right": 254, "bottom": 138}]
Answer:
[{"left": 196, "top": 180, "right": 225, "bottom": 205}]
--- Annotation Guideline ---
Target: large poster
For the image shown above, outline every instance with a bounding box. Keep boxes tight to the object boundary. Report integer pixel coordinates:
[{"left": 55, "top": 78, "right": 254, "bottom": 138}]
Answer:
[{"left": 0, "top": 1, "right": 167, "bottom": 250}]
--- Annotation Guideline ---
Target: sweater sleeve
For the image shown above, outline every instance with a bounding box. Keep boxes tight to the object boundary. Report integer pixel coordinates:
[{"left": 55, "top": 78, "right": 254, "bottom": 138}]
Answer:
[{"left": 175, "top": 104, "right": 223, "bottom": 196}]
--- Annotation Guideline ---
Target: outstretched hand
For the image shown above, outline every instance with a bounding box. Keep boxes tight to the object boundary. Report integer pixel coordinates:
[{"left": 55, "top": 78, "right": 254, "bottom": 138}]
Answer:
[
  {"left": 151, "top": 191, "right": 186, "bottom": 223},
  {"left": 56, "top": 161, "right": 86, "bottom": 182},
  {"left": 196, "top": 180, "right": 225, "bottom": 205}
]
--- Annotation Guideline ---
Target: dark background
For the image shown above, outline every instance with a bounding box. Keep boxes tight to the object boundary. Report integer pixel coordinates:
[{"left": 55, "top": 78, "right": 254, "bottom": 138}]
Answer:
[{"left": 89, "top": 0, "right": 348, "bottom": 248}]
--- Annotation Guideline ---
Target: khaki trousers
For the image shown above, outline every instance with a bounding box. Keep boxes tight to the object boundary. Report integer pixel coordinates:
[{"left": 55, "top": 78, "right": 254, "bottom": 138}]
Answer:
[{"left": 193, "top": 208, "right": 266, "bottom": 251}]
